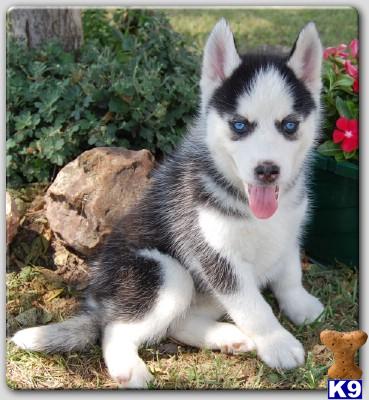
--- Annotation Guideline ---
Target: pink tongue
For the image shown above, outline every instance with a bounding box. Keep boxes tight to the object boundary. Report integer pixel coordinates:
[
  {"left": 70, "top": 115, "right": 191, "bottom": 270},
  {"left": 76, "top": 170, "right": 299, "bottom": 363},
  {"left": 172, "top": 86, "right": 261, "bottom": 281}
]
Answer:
[{"left": 247, "top": 185, "right": 278, "bottom": 219}]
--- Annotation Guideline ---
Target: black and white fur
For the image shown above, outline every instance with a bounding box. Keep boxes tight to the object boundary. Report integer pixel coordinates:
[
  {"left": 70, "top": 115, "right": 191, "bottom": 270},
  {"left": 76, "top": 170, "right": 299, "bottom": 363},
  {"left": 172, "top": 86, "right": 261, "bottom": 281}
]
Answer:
[{"left": 12, "top": 19, "right": 325, "bottom": 388}]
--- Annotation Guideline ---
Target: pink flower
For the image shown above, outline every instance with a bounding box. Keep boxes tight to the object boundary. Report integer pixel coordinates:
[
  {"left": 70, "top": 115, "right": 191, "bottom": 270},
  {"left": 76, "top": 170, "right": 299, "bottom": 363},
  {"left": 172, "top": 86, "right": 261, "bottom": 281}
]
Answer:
[
  {"left": 323, "top": 44, "right": 348, "bottom": 59},
  {"left": 344, "top": 60, "right": 359, "bottom": 93},
  {"left": 349, "top": 39, "right": 359, "bottom": 58},
  {"left": 344, "top": 60, "right": 358, "bottom": 79},
  {"left": 333, "top": 117, "right": 358, "bottom": 152}
]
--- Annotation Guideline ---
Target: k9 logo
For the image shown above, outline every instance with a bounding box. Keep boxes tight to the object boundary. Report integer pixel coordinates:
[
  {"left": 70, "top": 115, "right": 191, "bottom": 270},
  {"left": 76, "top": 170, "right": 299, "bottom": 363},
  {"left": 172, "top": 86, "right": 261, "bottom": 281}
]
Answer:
[{"left": 328, "top": 380, "right": 362, "bottom": 399}]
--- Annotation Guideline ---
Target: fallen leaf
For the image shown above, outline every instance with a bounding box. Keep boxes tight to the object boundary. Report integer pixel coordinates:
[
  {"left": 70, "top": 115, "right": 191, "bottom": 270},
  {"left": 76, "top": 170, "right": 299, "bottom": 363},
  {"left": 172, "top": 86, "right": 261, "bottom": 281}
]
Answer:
[
  {"left": 158, "top": 343, "right": 179, "bottom": 354},
  {"left": 36, "top": 267, "right": 64, "bottom": 287},
  {"left": 39, "top": 309, "right": 53, "bottom": 324},
  {"left": 15, "top": 308, "right": 38, "bottom": 327},
  {"left": 44, "top": 288, "right": 64, "bottom": 302}
]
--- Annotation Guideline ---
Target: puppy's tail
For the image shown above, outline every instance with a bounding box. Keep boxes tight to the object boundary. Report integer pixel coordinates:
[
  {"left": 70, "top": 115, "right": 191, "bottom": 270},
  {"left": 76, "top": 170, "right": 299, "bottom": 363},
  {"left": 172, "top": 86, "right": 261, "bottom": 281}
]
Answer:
[{"left": 11, "top": 313, "right": 99, "bottom": 353}]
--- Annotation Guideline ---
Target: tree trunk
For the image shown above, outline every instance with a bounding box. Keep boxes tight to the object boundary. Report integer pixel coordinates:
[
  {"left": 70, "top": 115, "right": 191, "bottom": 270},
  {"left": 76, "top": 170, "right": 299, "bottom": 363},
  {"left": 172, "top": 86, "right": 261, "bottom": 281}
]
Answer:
[{"left": 9, "top": 8, "right": 83, "bottom": 51}]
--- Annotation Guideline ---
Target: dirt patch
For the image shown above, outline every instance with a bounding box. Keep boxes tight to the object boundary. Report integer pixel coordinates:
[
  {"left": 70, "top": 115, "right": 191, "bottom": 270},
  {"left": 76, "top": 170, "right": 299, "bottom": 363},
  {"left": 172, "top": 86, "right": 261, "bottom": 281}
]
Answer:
[{"left": 7, "top": 184, "right": 90, "bottom": 289}]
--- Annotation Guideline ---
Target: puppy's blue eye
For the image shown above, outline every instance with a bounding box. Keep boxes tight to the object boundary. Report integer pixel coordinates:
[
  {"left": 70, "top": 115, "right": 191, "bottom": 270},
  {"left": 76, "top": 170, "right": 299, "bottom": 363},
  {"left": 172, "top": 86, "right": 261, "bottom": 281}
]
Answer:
[
  {"left": 282, "top": 120, "right": 299, "bottom": 134},
  {"left": 231, "top": 120, "right": 248, "bottom": 134}
]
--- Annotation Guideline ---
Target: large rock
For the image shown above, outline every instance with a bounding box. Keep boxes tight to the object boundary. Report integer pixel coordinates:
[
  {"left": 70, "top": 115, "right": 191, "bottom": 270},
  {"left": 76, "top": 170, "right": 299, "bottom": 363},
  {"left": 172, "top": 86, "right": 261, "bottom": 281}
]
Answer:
[
  {"left": 6, "top": 192, "right": 20, "bottom": 246},
  {"left": 45, "top": 147, "right": 155, "bottom": 255}
]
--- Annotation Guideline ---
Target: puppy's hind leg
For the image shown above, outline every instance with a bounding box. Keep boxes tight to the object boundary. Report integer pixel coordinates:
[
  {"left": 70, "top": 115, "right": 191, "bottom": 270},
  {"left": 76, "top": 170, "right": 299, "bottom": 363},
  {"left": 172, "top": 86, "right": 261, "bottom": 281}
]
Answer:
[
  {"left": 168, "top": 299, "right": 255, "bottom": 354},
  {"left": 102, "top": 249, "right": 194, "bottom": 389}
]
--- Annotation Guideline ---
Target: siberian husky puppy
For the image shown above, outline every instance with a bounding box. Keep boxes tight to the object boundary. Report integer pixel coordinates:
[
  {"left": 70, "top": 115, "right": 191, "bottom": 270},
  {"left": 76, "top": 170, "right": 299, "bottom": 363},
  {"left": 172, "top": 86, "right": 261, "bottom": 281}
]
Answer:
[{"left": 12, "top": 19, "right": 324, "bottom": 388}]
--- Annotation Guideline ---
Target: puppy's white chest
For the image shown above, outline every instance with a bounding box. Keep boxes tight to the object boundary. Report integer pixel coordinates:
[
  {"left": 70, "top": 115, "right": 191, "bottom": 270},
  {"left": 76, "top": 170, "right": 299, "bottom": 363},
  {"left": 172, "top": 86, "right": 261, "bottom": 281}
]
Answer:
[{"left": 198, "top": 204, "right": 304, "bottom": 273}]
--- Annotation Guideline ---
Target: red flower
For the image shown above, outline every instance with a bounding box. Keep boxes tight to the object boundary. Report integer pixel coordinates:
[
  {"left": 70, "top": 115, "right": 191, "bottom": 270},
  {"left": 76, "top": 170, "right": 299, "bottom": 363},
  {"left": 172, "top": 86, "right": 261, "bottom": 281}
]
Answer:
[
  {"left": 333, "top": 117, "right": 358, "bottom": 152},
  {"left": 323, "top": 44, "right": 348, "bottom": 59},
  {"left": 349, "top": 39, "right": 359, "bottom": 58},
  {"left": 353, "top": 78, "right": 359, "bottom": 93}
]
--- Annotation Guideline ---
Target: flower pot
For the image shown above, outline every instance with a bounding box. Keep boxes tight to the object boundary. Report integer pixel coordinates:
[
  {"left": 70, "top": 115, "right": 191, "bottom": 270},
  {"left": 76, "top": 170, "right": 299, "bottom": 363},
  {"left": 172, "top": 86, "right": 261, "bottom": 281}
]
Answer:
[{"left": 303, "top": 153, "right": 359, "bottom": 267}]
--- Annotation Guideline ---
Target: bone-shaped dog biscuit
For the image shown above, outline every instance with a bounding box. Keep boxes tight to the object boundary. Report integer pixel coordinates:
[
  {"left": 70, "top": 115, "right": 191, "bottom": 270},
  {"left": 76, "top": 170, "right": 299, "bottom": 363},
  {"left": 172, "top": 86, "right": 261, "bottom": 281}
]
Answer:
[{"left": 320, "top": 329, "right": 367, "bottom": 380}]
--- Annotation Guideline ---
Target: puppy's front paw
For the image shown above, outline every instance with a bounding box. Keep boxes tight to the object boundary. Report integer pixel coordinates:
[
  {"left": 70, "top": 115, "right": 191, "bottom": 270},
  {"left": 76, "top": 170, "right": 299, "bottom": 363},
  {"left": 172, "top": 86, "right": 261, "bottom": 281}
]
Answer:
[
  {"left": 254, "top": 330, "right": 305, "bottom": 370},
  {"left": 281, "top": 291, "right": 324, "bottom": 326},
  {"left": 105, "top": 352, "right": 153, "bottom": 389}
]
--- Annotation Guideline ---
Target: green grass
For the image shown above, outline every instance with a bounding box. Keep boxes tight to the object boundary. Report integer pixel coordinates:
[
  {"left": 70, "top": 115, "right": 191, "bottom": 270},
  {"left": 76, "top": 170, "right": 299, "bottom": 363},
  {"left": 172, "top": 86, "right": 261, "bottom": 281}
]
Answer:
[
  {"left": 7, "top": 262, "right": 358, "bottom": 389},
  {"left": 164, "top": 7, "right": 358, "bottom": 53}
]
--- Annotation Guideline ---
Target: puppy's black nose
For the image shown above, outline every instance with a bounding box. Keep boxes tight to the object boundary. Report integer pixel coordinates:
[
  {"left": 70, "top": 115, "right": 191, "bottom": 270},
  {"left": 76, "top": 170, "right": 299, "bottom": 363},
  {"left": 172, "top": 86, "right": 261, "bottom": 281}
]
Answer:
[{"left": 254, "top": 162, "right": 280, "bottom": 184}]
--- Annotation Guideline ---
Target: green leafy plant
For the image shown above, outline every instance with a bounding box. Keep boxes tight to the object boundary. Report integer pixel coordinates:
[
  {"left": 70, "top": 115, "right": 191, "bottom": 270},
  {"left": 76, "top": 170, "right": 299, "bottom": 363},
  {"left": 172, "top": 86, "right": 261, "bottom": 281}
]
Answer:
[
  {"left": 7, "top": 10, "right": 199, "bottom": 186},
  {"left": 318, "top": 40, "right": 359, "bottom": 162}
]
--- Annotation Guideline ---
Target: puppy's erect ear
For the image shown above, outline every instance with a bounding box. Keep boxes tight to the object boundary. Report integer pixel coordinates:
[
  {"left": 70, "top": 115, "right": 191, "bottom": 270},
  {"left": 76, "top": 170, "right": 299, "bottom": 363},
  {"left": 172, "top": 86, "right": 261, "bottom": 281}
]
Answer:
[
  {"left": 287, "top": 22, "right": 323, "bottom": 95},
  {"left": 200, "top": 19, "right": 241, "bottom": 110}
]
